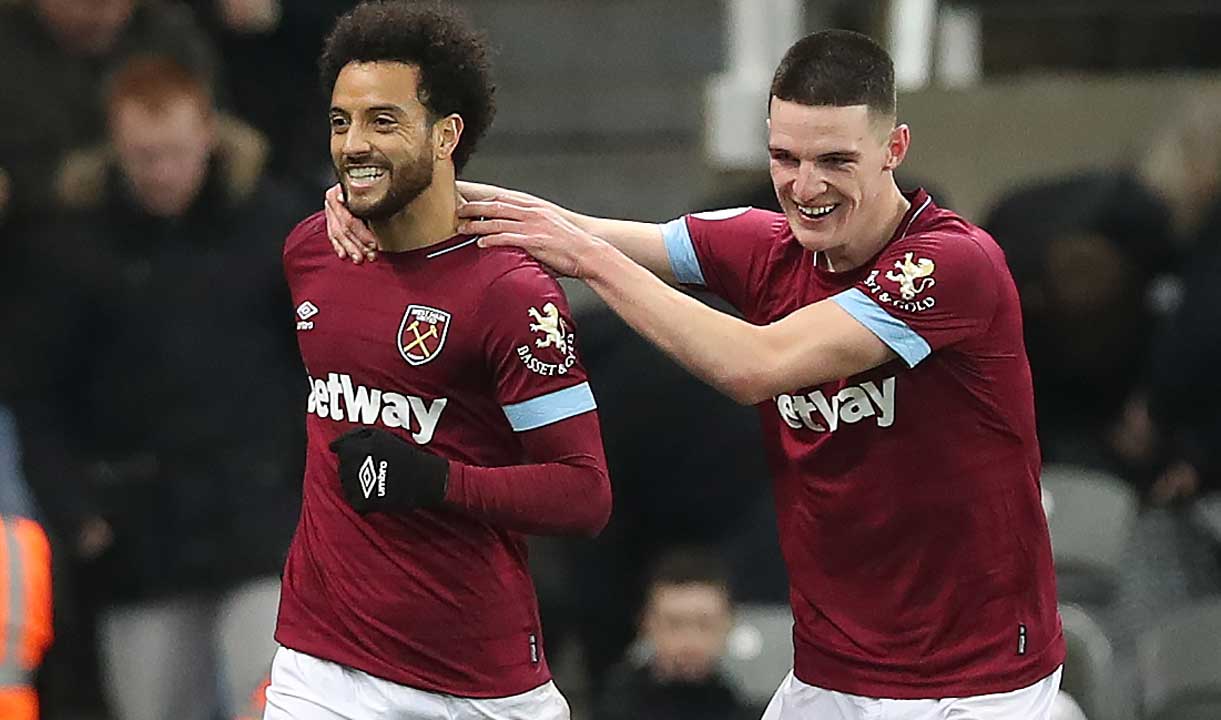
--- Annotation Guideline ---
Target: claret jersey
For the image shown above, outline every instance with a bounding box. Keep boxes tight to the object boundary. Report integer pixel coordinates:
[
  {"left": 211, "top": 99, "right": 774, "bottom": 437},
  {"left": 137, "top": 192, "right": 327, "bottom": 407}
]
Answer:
[
  {"left": 277, "top": 212, "right": 601, "bottom": 697},
  {"left": 661, "top": 190, "right": 1064, "bottom": 698}
]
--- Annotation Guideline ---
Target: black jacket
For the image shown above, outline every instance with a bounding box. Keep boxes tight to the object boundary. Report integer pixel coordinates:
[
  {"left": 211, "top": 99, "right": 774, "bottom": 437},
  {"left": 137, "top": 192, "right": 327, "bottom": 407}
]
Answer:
[
  {"left": 1151, "top": 199, "right": 1221, "bottom": 493},
  {"left": 594, "top": 662, "right": 755, "bottom": 720},
  {"left": 50, "top": 129, "right": 308, "bottom": 603}
]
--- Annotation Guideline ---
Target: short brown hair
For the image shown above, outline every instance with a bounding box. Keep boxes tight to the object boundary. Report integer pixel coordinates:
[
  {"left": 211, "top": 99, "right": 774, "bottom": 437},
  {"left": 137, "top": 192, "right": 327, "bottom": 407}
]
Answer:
[
  {"left": 771, "top": 29, "right": 895, "bottom": 118},
  {"left": 105, "top": 53, "right": 212, "bottom": 115},
  {"left": 649, "top": 546, "right": 731, "bottom": 596}
]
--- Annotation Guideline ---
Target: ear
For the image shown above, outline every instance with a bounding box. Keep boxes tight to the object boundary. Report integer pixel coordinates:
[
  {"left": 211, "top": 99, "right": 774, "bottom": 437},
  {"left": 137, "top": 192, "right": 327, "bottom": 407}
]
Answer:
[
  {"left": 433, "top": 114, "right": 464, "bottom": 163},
  {"left": 883, "top": 123, "right": 911, "bottom": 172}
]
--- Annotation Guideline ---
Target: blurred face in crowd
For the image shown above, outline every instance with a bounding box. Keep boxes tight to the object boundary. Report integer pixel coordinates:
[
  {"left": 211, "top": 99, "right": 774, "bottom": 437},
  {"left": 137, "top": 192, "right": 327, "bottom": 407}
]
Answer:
[
  {"left": 768, "top": 99, "right": 909, "bottom": 261},
  {"left": 642, "top": 582, "right": 734, "bottom": 683},
  {"left": 1044, "top": 232, "right": 1137, "bottom": 317},
  {"left": 110, "top": 95, "right": 215, "bottom": 218},
  {"left": 36, "top": 0, "right": 135, "bottom": 56},
  {"left": 329, "top": 62, "right": 443, "bottom": 222}
]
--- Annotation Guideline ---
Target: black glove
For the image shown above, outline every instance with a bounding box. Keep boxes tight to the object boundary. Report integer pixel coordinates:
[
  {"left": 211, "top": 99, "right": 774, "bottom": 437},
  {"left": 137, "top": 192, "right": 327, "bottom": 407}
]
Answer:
[{"left": 328, "top": 428, "right": 449, "bottom": 514}]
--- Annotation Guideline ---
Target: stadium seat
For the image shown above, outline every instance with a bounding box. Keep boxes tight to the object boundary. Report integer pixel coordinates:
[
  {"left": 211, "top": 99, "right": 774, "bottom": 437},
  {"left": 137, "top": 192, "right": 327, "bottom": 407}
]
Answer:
[
  {"left": 721, "top": 603, "right": 794, "bottom": 708},
  {"left": 1192, "top": 491, "right": 1221, "bottom": 545},
  {"left": 1058, "top": 603, "right": 1119, "bottom": 720},
  {"left": 1138, "top": 598, "right": 1221, "bottom": 720},
  {"left": 1041, "top": 464, "right": 1138, "bottom": 607}
]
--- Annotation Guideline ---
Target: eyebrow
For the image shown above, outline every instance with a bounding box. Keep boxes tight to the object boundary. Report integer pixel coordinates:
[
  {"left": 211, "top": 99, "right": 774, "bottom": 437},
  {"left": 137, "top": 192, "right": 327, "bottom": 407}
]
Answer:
[
  {"left": 818, "top": 151, "right": 861, "bottom": 161},
  {"left": 328, "top": 105, "right": 407, "bottom": 115},
  {"left": 765, "top": 147, "right": 862, "bottom": 161}
]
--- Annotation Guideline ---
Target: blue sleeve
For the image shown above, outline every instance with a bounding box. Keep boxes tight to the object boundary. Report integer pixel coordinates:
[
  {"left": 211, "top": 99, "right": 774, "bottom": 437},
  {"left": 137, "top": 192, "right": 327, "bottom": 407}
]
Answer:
[
  {"left": 661, "top": 218, "right": 707, "bottom": 286},
  {"left": 831, "top": 288, "right": 932, "bottom": 367},
  {"left": 501, "top": 382, "right": 598, "bottom": 432}
]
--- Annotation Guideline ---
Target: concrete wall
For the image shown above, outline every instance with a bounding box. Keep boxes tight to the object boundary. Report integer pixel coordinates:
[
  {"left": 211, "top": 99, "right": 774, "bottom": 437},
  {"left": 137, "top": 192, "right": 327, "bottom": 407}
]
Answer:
[
  {"left": 899, "top": 73, "right": 1221, "bottom": 222},
  {"left": 452, "top": 0, "right": 725, "bottom": 221}
]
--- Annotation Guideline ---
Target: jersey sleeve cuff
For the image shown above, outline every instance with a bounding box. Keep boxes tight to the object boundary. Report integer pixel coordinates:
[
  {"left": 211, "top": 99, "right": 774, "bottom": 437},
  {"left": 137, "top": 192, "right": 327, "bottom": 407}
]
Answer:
[
  {"left": 832, "top": 288, "right": 931, "bottom": 367},
  {"left": 501, "top": 382, "right": 598, "bottom": 432},
  {"left": 660, "top": 218, "right": 707, "bottom": 286}
]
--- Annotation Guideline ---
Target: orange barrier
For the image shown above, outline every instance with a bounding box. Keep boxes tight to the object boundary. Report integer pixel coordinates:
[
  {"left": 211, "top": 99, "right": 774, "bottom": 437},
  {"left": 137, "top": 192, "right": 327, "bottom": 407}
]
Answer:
[
  {"left": 235, "top": 673, "right": 271, "bottom": 720},
  {"left": 0, "top": 515, "right": 53, "bottom": 720},
  {"left": 0, "top": 686, "right": 38, "bottom": 720}
]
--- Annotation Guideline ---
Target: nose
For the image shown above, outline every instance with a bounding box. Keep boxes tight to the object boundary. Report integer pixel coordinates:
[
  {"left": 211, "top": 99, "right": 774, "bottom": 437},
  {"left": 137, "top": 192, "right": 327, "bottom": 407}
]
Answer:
[
  {"left": 792, "top": 161, "right": 827, "bottom": 202},
  {"left": 341, "top": 127, "right": 372, "bottom": 158}
]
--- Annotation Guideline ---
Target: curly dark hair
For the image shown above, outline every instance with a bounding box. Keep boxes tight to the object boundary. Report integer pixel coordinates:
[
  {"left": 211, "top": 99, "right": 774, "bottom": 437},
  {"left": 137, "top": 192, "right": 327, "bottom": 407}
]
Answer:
[{"left": 319, "top": 1, "right": 496, "bottom": 173}]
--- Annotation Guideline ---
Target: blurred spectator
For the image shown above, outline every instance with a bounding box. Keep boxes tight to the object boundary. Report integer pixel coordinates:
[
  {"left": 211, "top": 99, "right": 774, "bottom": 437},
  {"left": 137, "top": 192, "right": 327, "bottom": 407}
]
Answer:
[
  {"left": 986, "top": 172, "right": 1174, "bottom": 487},
  {"left": 46, "top": 53, "right": 306, "bottom": 720},
  {"left": 0, "top": 0, "right": 217, "bottom": 219},
  {"left": 185, "top": 0, "right": 355, "bottom": 184},
  {"left": 594, "top": 547, "right": 752, "bottom": 720},
  {"left": 561, "top": 304, "right": 772, "bottom": 690},
  {"left": 0, "top": 210, "right": 106, "bottom": 718},
  {"left": 1138, "top": 90, "right": 1221, "bottom": 251},
  {"left": 0, "top": 406, "right": 54, "bottom": 720},
  {"left": 1147, "top": 94, "right": 1221, "bottom": 507},
  {"left": 1150, "top": 196, "right": 1221, "bottom": 506},
  {"left": 213, "top": 0, "right": 281, "bottom": 34},
  {"left": 988, "top": 90, "right": 1221, "bottom": 494}
]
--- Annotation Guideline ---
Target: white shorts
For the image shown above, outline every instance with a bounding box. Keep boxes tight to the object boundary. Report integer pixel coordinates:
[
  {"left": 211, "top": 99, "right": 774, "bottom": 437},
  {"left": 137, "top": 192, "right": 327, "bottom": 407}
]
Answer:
[
  {"left": 760, "top": 666, "right": 1062, "bottom": 720},
  {"left": 262, "top": 646, "right": 570, "bottom": 720}
]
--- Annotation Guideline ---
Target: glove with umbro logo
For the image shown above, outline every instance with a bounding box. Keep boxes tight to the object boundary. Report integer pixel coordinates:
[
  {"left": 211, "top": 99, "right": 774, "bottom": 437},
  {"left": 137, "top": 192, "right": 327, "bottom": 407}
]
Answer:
[{"left": 329, "top": 428, "right": 449, "bottom": 514}]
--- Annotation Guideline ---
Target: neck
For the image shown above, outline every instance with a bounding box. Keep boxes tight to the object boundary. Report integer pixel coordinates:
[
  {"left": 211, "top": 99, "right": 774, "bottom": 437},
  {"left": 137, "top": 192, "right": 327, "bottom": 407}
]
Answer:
[
  {"left": 822, "top": 180, "right": 911, "bottom": 272},
  {"left": 369, "top": 171, "right": 460, "bottom": 253}
]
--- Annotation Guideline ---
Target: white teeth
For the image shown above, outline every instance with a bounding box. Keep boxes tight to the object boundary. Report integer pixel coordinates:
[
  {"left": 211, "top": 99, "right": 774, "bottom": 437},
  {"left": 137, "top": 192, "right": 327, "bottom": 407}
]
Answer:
[
  {"left": 797, "top": 203, "right": 836, "bottom": 219},
  {"left": 347, "top": 167, "right": 386, "bottom": 180}
]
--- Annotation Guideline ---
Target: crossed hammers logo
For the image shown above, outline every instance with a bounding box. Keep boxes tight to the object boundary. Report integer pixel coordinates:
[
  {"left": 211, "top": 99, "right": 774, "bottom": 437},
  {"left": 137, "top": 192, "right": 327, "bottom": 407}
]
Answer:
[{"left": 401, "top": 320, "right": 439, "bottom": 358}]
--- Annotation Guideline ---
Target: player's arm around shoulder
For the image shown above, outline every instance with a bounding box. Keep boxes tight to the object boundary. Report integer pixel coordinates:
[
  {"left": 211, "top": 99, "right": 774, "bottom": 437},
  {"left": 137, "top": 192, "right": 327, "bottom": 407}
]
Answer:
[
  {"left": 569, "top": 220, "right": 897, "bottom": 406},
  {"left": 456, "top": 182, "right": 678, "bottom": 282}
]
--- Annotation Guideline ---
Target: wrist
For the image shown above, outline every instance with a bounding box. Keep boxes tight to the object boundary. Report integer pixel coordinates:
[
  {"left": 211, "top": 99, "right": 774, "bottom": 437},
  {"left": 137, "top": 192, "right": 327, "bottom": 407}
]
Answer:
[
  {"left": 577, "top": 235, "right": 622, "bottom": 283},
  {"left": 558, "top": 206, "right": 590, "bottom": 232},
  {"left": 442, "top": 459, "right": 465, "bottom": 505}
]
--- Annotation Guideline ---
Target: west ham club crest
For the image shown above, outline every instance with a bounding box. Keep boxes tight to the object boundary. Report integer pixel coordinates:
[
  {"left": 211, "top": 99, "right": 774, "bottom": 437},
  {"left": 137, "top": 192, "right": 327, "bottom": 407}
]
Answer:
[{"left": 398, "top": 304, "right": 451, "bottom": 366}]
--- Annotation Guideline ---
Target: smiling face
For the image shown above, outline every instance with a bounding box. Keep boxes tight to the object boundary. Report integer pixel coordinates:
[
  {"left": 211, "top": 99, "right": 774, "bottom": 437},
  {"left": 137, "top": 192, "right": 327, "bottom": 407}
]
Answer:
[
  {"left": 767, "top": 98, "right": 909, "bottom": 257},
  {"left": 329, "top": 62, "right": 439, "bottom": 222}
]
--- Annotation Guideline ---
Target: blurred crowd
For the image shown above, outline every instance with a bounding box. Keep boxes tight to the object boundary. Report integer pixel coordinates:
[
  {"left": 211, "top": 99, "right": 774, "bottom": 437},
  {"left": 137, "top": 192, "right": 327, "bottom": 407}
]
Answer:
[
  {"left": 0, "top": 1, "right": 343, "bottom": 717},
  {"left": 0, "top": 1, "right": 1219, "bottom": 720}
]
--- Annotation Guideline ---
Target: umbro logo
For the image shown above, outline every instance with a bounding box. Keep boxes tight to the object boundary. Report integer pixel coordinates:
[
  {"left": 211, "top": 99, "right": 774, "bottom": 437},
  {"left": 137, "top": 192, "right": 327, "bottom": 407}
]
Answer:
[
  {"left": 296, "top": 301, "right": 319, "bottom": 331},
  {"left": 297, "top": 301, "right": 319, "bottom": 320},
  {"left": 358, "top": 455, "right": 387, "bottom": 499}
]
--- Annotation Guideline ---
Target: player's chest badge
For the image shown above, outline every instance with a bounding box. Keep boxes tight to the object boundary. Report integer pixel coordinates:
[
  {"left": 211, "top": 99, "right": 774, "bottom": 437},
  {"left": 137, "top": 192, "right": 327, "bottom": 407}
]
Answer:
[{"left": 398, "top": 304, "right": 451, "bottom": 366}]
